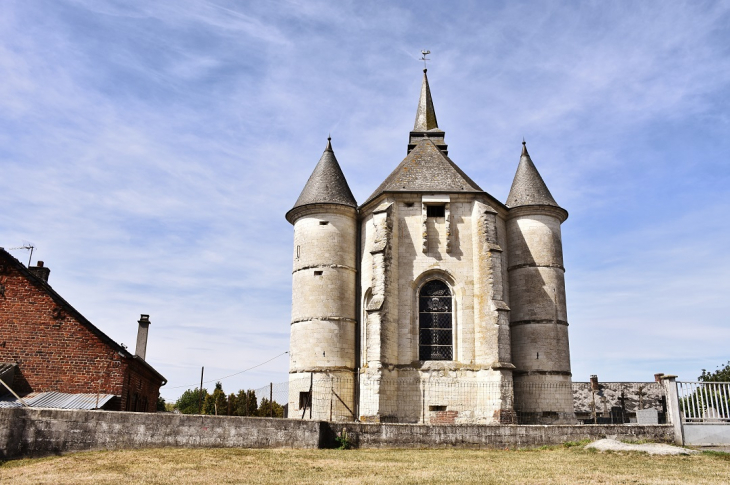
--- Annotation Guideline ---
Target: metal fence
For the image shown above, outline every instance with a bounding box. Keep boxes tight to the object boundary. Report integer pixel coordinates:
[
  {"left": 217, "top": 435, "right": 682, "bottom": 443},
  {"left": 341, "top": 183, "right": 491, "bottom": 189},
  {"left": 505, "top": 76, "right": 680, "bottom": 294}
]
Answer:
[{"left": 678, "top": 381, "right": 730, "bottom": 423}]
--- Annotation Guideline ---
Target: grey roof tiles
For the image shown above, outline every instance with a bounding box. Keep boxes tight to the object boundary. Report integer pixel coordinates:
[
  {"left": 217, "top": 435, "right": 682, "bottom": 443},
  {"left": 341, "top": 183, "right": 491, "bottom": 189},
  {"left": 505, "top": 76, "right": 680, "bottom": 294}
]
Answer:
[
  {"left": 506, "top": 142, "right": 560, "bottom": 208},
  {"left": 289, "top": 138, "right": 357, "bottom": 216},
  {"left": 362, "top": 138, "right": 483, "bottom": 206}
]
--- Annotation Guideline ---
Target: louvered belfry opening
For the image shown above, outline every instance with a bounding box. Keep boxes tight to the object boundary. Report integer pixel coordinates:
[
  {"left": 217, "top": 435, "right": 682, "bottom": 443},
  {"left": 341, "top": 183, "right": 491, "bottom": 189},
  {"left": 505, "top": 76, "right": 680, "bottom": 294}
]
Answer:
[{"left": 419, "top": 280, "right": 453, "bottom": 360}]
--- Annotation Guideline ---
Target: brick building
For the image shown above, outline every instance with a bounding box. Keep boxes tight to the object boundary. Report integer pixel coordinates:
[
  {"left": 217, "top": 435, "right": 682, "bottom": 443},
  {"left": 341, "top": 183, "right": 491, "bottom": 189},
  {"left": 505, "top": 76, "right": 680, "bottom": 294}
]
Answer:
[
  {"left": 287, "top": 69, "right": 574, "bottom": 424},
  {"left": 0, "top": 248, "right": 166, "bottom": 412}
]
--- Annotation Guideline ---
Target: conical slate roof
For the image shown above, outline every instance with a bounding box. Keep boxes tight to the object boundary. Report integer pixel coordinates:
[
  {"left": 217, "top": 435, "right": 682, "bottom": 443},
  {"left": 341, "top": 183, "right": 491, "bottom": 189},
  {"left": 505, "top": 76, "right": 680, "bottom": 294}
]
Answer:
[
  {"left": 506, "top": 142, "right": 560, "bottom": 208},
  {"left": 288, "top": 138, "right": 357, "bottom": 219},
  {"left": 414, "top": 69, "right": 439, "bottom": 131},
  {"left": 362, "top": 137, "right": 483, "bottom": 206}
]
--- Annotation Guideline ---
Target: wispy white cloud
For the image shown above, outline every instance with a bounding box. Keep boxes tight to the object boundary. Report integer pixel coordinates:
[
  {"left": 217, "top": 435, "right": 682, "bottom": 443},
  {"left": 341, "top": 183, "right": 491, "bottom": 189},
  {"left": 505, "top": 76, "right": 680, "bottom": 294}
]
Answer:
[{"left": 1, "top": 0, "right": 729, "bottom": 399}]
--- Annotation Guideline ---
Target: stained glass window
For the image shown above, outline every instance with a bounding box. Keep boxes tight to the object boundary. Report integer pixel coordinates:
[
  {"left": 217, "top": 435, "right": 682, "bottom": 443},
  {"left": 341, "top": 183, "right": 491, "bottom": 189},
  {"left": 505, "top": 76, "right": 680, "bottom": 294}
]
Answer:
[{"left": 419, "top": 280, "right": 453, "bottom": 360}]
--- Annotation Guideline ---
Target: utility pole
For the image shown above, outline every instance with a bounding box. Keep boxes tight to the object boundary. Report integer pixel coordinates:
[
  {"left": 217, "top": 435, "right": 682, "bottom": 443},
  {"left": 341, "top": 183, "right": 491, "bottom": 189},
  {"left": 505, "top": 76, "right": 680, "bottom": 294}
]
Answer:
[{"left": 198, "top": 366, "right": 204, "bottom": 414}]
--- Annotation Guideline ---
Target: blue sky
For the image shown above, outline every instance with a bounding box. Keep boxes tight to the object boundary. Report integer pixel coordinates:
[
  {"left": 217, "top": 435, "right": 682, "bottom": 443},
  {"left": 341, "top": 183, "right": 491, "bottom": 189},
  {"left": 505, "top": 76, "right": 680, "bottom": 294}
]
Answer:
[{"left": 1, "top": 1, "right": 729, "bottom": 401}]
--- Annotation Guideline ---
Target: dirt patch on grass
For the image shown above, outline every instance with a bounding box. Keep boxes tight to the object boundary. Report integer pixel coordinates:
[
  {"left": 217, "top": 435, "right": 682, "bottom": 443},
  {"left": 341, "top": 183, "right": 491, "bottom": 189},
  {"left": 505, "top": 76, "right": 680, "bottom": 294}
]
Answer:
[{"left": 2, "top": 446, "right": 729, "bottom": 484}]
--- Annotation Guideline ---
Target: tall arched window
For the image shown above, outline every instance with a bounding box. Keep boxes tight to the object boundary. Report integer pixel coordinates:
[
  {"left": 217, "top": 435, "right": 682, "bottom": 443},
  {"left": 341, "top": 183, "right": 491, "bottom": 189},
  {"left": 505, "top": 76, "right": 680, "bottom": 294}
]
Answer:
[{"left": 419, "top": 280, "right": 452, "bottom": 360}]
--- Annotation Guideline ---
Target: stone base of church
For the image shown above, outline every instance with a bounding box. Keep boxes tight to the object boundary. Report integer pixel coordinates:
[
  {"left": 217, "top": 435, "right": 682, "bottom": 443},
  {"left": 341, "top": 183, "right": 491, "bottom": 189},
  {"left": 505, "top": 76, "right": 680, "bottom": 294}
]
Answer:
[
  {"left": 357, "top": 367, "right": 515, "bottom": 425},
  {"left": 513, "top": 373, "right": 577, "bottom": 424},
  {"left": 288, "top": 370, "right": 356, "bottom": 422}
]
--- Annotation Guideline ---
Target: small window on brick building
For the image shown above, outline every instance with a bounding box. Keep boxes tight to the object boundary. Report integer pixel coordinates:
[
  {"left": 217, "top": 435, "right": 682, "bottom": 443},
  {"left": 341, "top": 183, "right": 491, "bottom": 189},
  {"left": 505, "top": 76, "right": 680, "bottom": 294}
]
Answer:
[
  {"left": 299, "top": 391, "right": 311, "bottom": 409},
  {"left": 426, "top": 205, "right": 445, "bottom": 218},
  {"left": 429, "top": 405, "right": 447, "bottom": 411}
]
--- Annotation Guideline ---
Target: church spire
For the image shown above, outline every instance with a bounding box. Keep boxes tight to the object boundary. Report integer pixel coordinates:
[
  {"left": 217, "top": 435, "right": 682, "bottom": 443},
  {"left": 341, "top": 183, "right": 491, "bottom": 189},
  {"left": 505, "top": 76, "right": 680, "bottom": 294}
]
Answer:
[
  {"left": 286, "top": 137, "right": 357, "bottom": 223},
  {"left": 506, "top": 140, "right": 561, "bottom": 208},
  {"left": 408, "top": 68, "right": 447, "bottom": 154},
  {"left": 413, "top": 69, "right": 439, "bottom": 131}
]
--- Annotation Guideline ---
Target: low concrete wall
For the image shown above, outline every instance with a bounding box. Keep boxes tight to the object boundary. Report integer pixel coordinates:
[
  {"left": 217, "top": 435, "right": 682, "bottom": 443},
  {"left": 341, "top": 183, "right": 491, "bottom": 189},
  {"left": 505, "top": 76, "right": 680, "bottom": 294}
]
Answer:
[
  {"left": 0, "top": 408, "right": 322, "bottom": 460},
  {"left": 683, "top": 424, "right": 730, "bottom": 446},
  {"left": 325, "top": 422, "right": 674, "bottom": 449},
  {"left": 0, "top": 408, "right": 674, "bottom": 459}
]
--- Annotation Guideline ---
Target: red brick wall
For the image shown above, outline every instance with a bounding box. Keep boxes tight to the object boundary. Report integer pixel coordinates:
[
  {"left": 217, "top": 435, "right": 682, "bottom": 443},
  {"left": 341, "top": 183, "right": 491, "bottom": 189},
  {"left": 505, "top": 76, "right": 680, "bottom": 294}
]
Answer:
[
  {"left": 121, "top": 360, "right": 161, "bottom": 412},
  {"left": 0, "top": 260, "right": 161, "bottom": 412}
]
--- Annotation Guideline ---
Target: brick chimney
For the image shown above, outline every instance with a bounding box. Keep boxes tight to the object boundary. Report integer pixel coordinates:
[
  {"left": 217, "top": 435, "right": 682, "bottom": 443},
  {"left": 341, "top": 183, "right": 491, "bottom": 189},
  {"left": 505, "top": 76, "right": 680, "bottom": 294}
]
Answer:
[
  {"left": 28, "top": 261, "right": 50, "bottom": 283},
  {"left": 590, "top": 375, "right": 600, "bottom": 391},
  {"left": 135, "top": 314, "right": 151, "bottom": 360}
]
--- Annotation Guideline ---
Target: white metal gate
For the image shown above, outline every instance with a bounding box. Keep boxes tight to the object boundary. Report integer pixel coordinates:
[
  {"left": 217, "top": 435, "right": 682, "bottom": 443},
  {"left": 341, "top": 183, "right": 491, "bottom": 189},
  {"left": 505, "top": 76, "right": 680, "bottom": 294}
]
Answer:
[{"left": 677, "top": 381, "right": 730, "bottom": 446}]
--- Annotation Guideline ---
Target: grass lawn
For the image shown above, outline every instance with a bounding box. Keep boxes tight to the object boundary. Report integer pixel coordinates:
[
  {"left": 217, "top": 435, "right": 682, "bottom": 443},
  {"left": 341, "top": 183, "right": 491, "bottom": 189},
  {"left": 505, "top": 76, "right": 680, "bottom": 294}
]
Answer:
[{"left": 1, "top": 445, "right": 729, "bottom": 484}]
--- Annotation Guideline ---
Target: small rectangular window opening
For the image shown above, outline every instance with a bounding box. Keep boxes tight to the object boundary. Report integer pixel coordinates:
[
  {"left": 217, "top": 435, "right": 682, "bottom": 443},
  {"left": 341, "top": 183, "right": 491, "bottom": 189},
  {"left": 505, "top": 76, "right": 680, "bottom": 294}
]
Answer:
[
  {"left": 299, "top": 391, "right": 311, "bottom": 409},
  {"left": 314, "top": 270, "right": 323, "bottom": 276},
  {"left": 429, "top": 405, "right": 447, "bottom": 412},
  {"left": 319, "top": 221, "right": 329, "bottom": 225},
  {"left": 426, "top": 205, "right": 445, "bottom": 218},
  {"left": 296, "top": 245, "right": 300, "bottom": 259},
  {"left": 405, "top": 202, "right": 415, "bottom": 207}
]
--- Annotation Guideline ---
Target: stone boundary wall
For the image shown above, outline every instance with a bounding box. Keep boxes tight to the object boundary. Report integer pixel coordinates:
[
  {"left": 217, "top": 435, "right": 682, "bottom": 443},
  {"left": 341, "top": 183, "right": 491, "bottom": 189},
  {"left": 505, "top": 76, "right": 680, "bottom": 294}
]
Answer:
[
  {"left": 0, "top": 408, "right": 322, "bottom": 460},
  {"left": 326, "top": 422, "right": 674, "bottom": 449},
  {"left": 0, "top": 408, "right": 673, "bottom": 460}
]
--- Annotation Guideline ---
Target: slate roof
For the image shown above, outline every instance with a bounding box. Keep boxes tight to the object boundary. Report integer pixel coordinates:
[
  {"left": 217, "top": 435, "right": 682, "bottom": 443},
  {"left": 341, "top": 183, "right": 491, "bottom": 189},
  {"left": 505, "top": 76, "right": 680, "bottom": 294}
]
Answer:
[
  {"left": 362, "top": 138, "right": 484, "bottom": 206},
  {"left": 287, "top": 138, "right": 357, "bottom": 222},
  {"left": 506, "top": 142, "right": 560, "bottom": 208}
]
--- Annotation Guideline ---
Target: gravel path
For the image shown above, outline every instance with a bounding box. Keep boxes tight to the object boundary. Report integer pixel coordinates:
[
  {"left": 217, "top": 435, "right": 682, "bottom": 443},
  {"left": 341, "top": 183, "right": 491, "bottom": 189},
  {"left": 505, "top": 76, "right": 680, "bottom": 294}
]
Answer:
[{"left": 586, "top": 439, "right": 698, "bottom": 455}]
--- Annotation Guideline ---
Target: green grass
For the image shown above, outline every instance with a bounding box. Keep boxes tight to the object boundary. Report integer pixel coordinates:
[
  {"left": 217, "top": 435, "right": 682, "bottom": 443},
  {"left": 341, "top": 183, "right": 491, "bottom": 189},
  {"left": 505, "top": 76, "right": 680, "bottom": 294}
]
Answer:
[{"left": 1, "top": 446, "right": 729, "bottom": 484}]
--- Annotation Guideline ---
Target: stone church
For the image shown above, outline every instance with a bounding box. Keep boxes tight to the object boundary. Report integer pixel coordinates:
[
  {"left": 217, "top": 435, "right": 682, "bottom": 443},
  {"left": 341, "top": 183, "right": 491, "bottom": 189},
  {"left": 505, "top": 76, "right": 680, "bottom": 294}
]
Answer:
[{"left": 286, "top": 69, "right": 574, "bottom": 424}]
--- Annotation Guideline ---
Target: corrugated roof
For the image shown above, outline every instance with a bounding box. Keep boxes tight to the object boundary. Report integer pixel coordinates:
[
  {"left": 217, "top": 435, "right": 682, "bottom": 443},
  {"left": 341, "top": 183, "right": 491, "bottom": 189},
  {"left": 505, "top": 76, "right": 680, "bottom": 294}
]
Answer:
[{"left": 0, "top": 391, "right": 115, "bottom": 409}]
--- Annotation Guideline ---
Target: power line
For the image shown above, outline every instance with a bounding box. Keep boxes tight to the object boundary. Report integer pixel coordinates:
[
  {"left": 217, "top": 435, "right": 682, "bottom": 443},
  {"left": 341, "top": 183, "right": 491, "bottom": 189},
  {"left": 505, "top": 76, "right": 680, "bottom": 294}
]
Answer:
[{"left": 167, "top": 351, "right": 288, "bottom": 390}]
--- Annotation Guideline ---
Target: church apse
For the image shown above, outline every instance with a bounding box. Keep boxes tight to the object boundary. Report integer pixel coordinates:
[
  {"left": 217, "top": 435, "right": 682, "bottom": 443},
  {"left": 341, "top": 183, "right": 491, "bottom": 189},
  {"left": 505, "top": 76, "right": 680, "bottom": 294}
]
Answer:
[{"left": 286, "top": 68, "right": 574, "bottom": 424}]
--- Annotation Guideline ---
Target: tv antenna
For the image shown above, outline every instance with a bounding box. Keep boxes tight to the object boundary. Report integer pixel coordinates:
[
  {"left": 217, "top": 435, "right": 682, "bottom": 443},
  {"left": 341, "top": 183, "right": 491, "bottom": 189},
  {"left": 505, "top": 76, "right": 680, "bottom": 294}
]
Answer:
[
  {"left": 420, "top": 49, "right": 431, "bottom": 70},
  {"left": 8, "top": 244, "right": 36, "bottom": 267}
]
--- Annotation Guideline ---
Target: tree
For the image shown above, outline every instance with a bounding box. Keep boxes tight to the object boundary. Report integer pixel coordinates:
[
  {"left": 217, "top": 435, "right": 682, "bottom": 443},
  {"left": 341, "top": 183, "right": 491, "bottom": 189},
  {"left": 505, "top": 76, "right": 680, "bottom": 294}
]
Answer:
[
  {"left": 257, "top": 398, "right": 284, "bottom": 418},
  {"left": 156, "top": 396, "right": 167, "bottom": 412},
  {"left": 204, "top": 382, "right": 228, "bottom": 415},
  {"left": 699, "top": 361, "right": 730, "bottom": 382},
  {"left": 236, "top": 389, "right": 258, "bottom": 416},
  {"left": 227, "top": 393, "right": 238, "bottom": 416},
  {"left": 175, "top": 388, "right": 208, "bottom": 414}
]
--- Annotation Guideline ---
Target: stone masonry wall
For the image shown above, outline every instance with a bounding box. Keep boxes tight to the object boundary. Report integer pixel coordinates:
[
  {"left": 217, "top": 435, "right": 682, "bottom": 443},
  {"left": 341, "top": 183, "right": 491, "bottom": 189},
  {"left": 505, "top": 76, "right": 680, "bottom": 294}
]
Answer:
[
  {"left": 0, "top": 408, "right": 321, "bottom": 459},
  {"left": 0, "top": 407, "right": 674, "bottom": 459},
  {"left": 327, "top": 422, "right": 674, "bottom": 449}
]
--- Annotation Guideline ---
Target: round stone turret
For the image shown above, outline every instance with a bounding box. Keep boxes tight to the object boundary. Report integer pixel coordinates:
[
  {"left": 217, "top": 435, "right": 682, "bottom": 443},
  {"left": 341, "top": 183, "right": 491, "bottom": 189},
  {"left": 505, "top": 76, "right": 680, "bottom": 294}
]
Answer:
[
  {"left": 506, "top": 142, "right": 574, "bottom": 424},
  {"left": 286, "top": 138, "right": 358, "bottom": 421}
]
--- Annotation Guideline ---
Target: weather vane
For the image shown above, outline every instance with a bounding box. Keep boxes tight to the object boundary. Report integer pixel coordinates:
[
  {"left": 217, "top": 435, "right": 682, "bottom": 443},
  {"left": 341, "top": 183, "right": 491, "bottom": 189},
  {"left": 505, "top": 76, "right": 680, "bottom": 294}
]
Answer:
[{"left": 420, "top": 49, "right": 431, "bottom": 70}]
